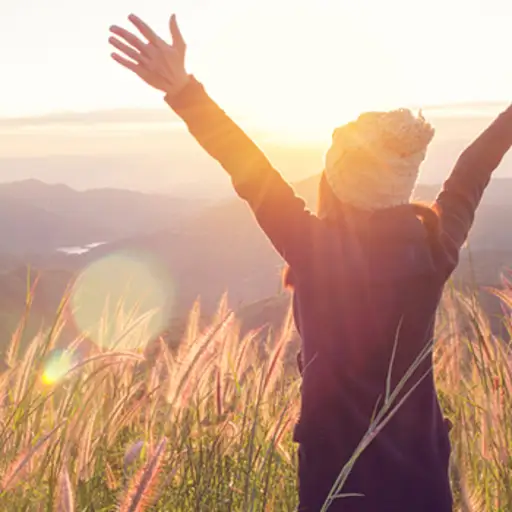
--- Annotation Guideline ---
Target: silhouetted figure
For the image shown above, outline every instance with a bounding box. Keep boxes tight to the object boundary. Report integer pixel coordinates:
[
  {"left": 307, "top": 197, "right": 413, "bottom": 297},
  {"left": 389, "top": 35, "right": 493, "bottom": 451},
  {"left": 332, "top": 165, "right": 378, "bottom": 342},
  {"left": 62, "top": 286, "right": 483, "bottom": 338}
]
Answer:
[{"left": 109, "top": 13, "right": 512, "bottom": 511}]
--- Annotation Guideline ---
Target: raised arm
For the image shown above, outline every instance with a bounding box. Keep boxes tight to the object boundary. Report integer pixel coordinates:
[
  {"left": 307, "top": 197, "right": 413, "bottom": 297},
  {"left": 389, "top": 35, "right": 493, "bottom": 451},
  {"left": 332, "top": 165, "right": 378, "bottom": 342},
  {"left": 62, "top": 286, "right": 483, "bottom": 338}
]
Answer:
[
  {"left": 434, "top": 104, "right": 512, "bottom": 268},
  {"left": 109, "top": 13, "right": 320, "bottom": 270},
  {"left": 165, "top": 77, "right": 321, "bottom": 266}
]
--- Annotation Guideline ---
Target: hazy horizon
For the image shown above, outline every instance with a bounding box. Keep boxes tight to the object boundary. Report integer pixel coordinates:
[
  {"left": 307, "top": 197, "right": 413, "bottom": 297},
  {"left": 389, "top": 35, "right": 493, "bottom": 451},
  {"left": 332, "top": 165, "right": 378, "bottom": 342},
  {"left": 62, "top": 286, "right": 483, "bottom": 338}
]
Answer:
[{"left": 1, "top": 101, "right": 511, "bottom": 195}]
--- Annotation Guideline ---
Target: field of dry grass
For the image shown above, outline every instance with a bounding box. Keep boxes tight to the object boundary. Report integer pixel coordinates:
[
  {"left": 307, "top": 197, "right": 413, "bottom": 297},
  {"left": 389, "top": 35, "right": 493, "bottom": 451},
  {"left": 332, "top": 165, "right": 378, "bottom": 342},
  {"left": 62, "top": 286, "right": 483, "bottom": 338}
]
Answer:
[{"left": 1, "top": 282, "right": 512, "bottom": 511}]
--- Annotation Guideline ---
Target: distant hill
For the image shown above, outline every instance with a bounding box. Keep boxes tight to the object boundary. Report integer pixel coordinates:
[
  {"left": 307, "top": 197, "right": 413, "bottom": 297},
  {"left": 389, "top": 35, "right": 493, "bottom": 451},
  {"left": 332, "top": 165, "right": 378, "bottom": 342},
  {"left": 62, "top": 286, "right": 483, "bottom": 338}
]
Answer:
[
  {"left": 0, "top": 194, "right": 98, "bottom": 254},
  {"left": 0, "top": 180, "right": 207, "bottom": 255}
]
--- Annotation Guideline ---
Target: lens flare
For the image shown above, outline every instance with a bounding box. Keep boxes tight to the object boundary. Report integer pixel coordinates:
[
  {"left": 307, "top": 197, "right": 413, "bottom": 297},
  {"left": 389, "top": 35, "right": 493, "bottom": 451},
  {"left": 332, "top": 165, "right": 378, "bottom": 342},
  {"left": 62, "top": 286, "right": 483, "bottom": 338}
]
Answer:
[
  {"left": 70, "top": 250, "right": 175, "bottom": 351},
  {"left": 41, "top": 350, "right": 74, "bottom": 386}
]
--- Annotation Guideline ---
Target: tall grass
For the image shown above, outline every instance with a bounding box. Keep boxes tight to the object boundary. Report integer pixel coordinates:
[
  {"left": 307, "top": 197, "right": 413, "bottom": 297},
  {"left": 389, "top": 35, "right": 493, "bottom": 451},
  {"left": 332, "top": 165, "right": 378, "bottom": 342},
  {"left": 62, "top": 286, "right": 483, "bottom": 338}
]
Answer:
[{"left": 0, "top": 283, "right": 511, "bottom": 511}]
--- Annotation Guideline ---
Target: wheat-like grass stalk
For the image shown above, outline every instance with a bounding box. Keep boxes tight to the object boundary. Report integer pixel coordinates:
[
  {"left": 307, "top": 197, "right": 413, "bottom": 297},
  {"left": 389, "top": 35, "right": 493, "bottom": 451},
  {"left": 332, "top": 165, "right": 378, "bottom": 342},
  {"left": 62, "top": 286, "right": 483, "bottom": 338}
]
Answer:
[
  {"left": 1, "top": 422, "right": 64, "bottom": 492},
  {"left": 118, "top": 437, "right": 167, "bottom": 512},
  {"left": 55, "top": 465, "right": 74, "bottom": 512}
]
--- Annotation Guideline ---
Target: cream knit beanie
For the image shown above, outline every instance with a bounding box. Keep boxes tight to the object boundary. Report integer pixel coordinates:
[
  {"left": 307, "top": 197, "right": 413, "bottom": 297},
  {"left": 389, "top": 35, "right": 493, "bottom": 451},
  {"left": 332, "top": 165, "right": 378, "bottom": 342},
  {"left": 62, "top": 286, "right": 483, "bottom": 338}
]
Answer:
[{"left": 324, "top": 109, "right": 435, "bottom": 211}]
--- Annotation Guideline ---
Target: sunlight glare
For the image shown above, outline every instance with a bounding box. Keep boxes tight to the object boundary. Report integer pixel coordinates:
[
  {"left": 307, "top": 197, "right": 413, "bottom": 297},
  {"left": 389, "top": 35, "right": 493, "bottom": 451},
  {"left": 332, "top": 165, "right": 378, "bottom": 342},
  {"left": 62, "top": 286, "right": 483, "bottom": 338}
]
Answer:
[
  {"left": 41, "top": 350, "right": 74, "bottom": 386},
  {"left": 70, "top": 251, "right": 175, "bottom": 351}
]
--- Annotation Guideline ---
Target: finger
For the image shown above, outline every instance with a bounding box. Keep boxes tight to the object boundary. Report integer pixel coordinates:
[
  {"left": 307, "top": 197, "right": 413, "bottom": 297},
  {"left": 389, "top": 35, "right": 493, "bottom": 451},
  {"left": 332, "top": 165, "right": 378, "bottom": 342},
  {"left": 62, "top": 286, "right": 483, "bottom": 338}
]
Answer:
[
  {"left": 111, "top": 53, "right": 156, "bottom": 87},
  {"left": 110, "top": 25, "right": 148, "bottom": 54},
  {"left": 111, "top": 52, "right": 140, "bottom": 74},
  {"left": 169, "top": 14, "right": 186, "bottom": 53},
  {"left": 128, "top": 14, "right": 166, "bottom": 46},
  {"left": 109, "top": 36, "right": 149, "bottom": 65}
]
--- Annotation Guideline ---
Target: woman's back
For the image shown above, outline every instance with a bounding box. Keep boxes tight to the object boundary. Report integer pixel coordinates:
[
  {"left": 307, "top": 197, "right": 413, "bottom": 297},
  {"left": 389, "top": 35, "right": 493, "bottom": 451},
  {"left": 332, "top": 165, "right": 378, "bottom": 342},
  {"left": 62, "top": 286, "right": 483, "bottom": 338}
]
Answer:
[
  {"left": 292, "top": 204, "right": 452, "bottom": 510},
  {"left": 294, "top": 203, "right": 441, "bottom": 370}
]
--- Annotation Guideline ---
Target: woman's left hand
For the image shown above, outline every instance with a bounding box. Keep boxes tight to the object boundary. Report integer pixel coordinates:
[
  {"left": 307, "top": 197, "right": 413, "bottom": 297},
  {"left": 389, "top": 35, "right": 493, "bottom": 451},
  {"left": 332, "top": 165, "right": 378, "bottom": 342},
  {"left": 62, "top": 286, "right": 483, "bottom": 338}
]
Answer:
[{"left": 109, "top": 14, "right": 190, "bottom": 98}]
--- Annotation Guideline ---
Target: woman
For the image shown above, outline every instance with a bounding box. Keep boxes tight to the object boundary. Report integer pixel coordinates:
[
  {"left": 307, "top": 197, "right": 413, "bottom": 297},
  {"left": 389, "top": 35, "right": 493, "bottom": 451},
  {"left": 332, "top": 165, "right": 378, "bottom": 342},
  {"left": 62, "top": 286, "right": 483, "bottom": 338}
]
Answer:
[{"left": 108, "top": 14, "right": 512, "bottom": 511}]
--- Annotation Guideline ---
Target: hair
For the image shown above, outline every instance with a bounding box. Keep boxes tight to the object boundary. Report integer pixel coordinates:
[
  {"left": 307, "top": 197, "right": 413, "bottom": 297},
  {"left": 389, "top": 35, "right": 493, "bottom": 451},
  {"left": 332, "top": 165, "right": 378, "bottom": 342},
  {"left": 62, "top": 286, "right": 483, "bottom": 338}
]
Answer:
[
  {"left": 281, "top": 179, "right": 439, "bottom": 290},
  {"left": 316, "top": 172, "right": 340, "bottom": 220},
  {"left": 411, "top": 202, "right": 440, "bottom": 243}
]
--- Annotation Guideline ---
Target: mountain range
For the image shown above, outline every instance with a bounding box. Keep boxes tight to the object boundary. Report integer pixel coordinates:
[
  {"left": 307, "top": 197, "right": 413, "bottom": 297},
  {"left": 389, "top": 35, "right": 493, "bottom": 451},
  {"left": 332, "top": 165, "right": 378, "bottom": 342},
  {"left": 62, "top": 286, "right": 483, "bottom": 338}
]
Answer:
[
  {"left": 1, "top": 171, "right": 512, "bottom": 351},
  {"left": 0, "top": 179, "right": 207, "bottom": 255}
]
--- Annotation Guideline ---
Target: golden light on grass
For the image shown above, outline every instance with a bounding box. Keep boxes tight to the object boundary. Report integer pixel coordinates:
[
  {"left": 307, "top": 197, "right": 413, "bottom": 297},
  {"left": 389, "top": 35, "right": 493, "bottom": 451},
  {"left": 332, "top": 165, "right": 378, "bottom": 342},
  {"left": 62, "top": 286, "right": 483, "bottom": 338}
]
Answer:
[{"left": 70, "top": 251, "right": 174, "bottom": 351}]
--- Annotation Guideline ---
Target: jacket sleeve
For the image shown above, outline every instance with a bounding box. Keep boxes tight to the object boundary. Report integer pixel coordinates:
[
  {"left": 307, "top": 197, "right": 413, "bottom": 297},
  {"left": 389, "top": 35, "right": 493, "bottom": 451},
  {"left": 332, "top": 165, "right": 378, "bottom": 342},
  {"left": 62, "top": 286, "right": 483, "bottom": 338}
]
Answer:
[
  {"left": 434, "top": 104, "right": 512, "bottom": 268},
  {"left": 165, "top": 76, "right": 321, "bottom": 271}
]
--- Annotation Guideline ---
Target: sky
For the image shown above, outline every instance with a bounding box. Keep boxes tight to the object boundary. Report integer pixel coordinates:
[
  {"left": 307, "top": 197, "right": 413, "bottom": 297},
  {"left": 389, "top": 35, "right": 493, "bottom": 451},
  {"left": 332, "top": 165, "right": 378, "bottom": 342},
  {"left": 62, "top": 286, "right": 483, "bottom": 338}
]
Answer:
[{"left": 1, "top": 0, "right": 511, "bottom": 140}]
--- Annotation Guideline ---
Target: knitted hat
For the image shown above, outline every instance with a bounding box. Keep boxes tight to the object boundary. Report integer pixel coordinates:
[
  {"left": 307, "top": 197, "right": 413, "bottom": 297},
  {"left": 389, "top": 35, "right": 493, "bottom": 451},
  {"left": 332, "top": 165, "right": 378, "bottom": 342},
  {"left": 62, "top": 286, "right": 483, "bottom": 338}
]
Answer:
[{"left": 324, "top": 109, "right": 435, "bottom": 211}]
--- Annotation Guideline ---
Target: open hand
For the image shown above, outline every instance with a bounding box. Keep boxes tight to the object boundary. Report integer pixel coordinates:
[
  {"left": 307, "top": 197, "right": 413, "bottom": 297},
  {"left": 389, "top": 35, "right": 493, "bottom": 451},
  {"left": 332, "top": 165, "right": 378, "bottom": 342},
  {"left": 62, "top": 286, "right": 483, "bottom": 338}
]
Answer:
[{"left": 109, "top": 14, "right": 190, "bottom": 98}]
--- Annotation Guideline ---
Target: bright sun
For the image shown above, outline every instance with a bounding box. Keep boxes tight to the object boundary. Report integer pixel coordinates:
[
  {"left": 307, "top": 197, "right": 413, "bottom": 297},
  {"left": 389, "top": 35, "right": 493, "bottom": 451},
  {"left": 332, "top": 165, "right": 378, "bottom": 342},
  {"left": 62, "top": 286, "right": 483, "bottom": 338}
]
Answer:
[{"left": 244, "top": 90, "right": 359, "bottom": 145}]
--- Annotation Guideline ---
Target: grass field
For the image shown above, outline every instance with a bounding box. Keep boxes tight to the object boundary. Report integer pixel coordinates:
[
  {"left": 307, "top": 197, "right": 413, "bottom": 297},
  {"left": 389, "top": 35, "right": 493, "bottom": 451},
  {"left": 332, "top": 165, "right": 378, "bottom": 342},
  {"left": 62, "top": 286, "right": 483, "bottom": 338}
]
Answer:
[{"left": 1, "top": 282, "right": 512, "bottom": 511}]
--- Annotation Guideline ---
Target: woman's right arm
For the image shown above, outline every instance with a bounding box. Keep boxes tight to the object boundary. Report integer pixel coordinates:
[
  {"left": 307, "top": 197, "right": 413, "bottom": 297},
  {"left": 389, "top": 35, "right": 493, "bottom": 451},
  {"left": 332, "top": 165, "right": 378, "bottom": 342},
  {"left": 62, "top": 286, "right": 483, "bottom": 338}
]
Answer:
[
  {"left": 164, "top": 77, "right": 321, "bottom": 270},
  {"left": 434, "top": 104, "right": 512, "bottom": 267},
  {"left": 109, "top": 14, "right": 321, "bottom": 272}
]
